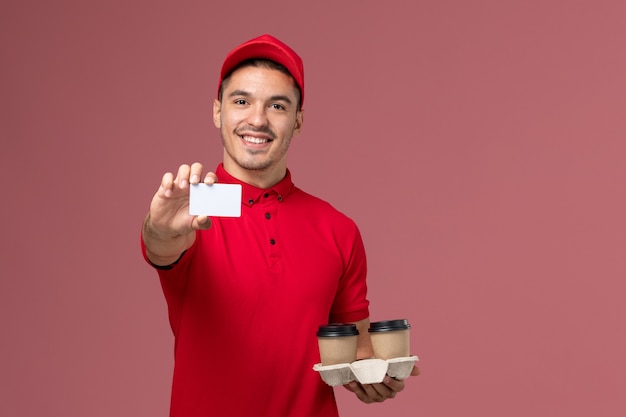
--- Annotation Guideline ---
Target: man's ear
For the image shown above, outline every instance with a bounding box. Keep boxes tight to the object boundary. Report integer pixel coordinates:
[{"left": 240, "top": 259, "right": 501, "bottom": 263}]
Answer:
[
  {"left": 213, "top": 99, "right": 221, "bottom": 128},
  {"left": 293, "top": 109, "right": 304, "bottom": 137}
]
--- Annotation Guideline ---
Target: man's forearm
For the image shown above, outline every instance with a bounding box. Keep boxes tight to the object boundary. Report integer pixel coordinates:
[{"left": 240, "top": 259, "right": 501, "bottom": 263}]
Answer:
[
  {"left": 142, "top": 214, "right": 195, "bottom": 266},
  {"left": 353, "top": 318, "right": 375, "bottom": 359}
]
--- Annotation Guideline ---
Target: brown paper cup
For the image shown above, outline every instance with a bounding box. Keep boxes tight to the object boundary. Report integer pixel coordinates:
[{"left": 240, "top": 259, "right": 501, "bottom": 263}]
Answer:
[
  {"left": 317, "top": 324, "right": 359, "bottom": 366},
  {"left": 368, "top": 319, "right": 411, "bottom": 360}
]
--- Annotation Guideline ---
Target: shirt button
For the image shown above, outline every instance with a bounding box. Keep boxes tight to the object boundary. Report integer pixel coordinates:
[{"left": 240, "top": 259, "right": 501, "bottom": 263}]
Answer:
[
  {"left": 269, "top": 238, "right": 276, "bottom": 245},
  {"left": 248, "top": 199, "right": 254, "bottom": 205},
  {"left": 277, "top": 195, "right": 283, "bottom": 202},
  {"left": 264, "top": 193, "right": 269, "bottom": 198},
  {"left": 265, "top": 213, "right": 271, "bottom": 219}
]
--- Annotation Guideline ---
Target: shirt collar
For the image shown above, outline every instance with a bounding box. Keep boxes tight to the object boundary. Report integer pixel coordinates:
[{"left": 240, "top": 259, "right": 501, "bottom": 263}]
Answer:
[{"left": 215, "top": 163, "right": 295, "bottom": 206}]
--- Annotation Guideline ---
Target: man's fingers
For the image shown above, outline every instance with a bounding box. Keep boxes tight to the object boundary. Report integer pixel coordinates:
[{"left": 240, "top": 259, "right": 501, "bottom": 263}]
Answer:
[
  {"left": 194, "top": 215, "right": 212, "bottom": 230},
  {"left": 344, "top": 382, "right": 370, "bottom": 403},
  {"left": 363, "top": 382, "right": 394, "bottom": 401},
  {"left": 160, "top": 172, "right": 175, "bottom": 198},
  {"left": 190, "top": 162, "right": 204, "bottom": 184},
  {"left": 204, "top": 172, "right": 218, "bottom": 184},
  {"left": 162, "top": 163, "right": 211, "bottom": 197},
  {"left": 175, "top": 163, "right": 214, "bottom": 186},
  {"left": 344, "top": 381, "right": 392, "bottom": 404},
  {"left": 382, "top": 376, "right": 405, "bottom": 393},
  {"left": 176, "top": 164, "right": 192, "bottom": 189}
]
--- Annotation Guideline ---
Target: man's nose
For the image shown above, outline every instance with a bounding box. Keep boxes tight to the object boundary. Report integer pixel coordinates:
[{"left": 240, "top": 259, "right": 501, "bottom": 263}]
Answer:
[{"left": 246, "top": 104, "right": 268, "bottom": 127}]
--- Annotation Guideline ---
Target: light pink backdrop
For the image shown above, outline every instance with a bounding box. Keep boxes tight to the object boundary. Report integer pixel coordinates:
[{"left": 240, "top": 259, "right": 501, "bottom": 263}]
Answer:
[{"left": 2, "top": 1, "right": 625, "bottom": 416}]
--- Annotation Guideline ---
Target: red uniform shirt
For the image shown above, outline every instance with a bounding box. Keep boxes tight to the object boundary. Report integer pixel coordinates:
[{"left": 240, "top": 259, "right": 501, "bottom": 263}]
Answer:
[{"left": 142, "top": 164, "right": 369, "bottom": 417}]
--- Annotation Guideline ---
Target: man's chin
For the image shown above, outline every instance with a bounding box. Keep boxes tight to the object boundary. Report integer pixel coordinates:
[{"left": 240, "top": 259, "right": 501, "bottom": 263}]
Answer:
[{"left": 236, "top": 159, "right": 272, "bottom": 172}]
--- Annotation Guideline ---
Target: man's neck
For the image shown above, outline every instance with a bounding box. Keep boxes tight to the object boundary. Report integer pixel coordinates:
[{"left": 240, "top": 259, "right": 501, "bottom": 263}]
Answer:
[{"left": 222, "top": 161, "right": 286, "bottom": 189}]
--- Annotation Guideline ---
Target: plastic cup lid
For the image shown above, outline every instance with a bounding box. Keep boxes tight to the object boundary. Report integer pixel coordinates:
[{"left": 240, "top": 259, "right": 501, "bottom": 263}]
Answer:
[
  {"left": 368, "top": 319, "right": 411, "bottom": 333},
  {"left": 317, "top": 323, "right": 359, "bottom": 337}
]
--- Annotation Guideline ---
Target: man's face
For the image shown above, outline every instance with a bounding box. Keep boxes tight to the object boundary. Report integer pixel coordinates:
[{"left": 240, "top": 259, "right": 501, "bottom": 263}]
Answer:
[{"left": 213, "top": 65, "right": 303, "bottom": 183}]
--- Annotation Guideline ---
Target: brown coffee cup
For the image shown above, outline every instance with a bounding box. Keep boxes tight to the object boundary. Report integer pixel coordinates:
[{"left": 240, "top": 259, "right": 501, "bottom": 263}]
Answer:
[
  {"left": 368, "top": 319, "right": 411, "bottom": 359},
  {"left": 316, "top": 323, "right": 359, "bottom": 365}
]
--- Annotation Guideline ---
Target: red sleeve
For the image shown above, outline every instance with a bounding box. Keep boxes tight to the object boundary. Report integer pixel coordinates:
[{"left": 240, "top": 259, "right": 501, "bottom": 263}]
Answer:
[
  {"left": 328, "top": 223, "right": 370, "bottom": 323},
  {"left": 140, "top": 231, "right": 197, "bottom": 335}
]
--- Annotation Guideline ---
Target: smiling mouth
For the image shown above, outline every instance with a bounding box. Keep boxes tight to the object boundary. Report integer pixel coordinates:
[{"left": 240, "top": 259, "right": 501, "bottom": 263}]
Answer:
[{"left": 240, "top": 135, "right": 272, "bottom": 144}]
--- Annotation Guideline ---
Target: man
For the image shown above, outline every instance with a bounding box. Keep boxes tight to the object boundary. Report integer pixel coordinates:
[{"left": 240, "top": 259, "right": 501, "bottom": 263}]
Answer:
[{"left": 141, "top": 34, "right": 419, "bottom": 417}]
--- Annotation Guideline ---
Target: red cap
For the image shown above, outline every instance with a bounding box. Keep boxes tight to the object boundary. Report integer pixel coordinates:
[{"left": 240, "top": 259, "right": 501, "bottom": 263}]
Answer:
[{"left": 218, "top": 34, "right": 304, "bottom": 109}]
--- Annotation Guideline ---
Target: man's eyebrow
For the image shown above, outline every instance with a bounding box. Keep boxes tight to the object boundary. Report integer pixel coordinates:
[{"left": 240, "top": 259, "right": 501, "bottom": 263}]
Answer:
[
  {"left": 269, "top": 95, "right": 293, "bottom": 105},
  {"left": 227, "top": 90, "right": 293, "bottom": 105},
  {"left": 228, "top": 89, "right": 251, "bottom": 98}
]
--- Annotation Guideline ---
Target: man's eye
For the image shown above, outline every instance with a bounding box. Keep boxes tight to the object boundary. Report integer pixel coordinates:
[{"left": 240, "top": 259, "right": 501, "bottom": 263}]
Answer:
[
  {"left": 271, "top": 104, "right": 285, "bottom": 110},
  {"left": 234, "top": 99, "right": 247, "bottom": 105}
]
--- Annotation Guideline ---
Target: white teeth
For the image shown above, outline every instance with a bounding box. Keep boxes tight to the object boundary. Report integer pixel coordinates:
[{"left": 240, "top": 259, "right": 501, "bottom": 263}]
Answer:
[{"left": 241, "top": 135, "right": 269, "bottom": 144}]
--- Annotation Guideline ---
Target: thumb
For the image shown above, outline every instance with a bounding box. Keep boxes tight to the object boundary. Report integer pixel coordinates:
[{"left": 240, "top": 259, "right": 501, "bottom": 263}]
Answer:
[{"left": 193, "top": 215, "right": 212, "bottom": 230}]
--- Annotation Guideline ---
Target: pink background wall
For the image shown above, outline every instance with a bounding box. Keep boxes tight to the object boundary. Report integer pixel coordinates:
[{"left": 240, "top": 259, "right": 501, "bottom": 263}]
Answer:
[{"left": 2, "top": 1, "right": 625, "bottom": 416}]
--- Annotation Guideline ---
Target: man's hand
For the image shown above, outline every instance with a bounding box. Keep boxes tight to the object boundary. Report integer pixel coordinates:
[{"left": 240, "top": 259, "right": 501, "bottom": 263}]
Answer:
[
  {"left": 344, "top": 365, "right": 419, "bottom": 403},
  {"left": 143, "top": 162, "right": 217, "bottom": 266}
]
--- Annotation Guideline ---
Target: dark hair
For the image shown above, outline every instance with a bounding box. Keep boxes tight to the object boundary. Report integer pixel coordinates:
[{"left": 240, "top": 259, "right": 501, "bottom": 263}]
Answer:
[{"left": 218, "top": 59, "right": 302, "bottom": 109}]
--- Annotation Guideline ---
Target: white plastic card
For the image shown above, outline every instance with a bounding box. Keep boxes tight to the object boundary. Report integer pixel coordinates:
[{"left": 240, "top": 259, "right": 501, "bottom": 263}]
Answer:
[{"left": 189, "top": 183, "right": 242, "bottom": 217}]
